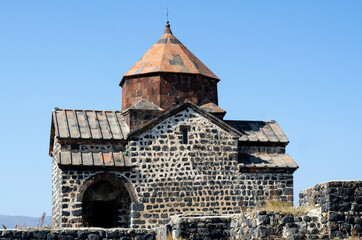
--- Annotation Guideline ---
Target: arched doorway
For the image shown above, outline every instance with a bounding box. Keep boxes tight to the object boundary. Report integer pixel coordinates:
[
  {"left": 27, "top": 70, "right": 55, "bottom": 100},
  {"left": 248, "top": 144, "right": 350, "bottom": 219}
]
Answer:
[{"left": 82, "top": 180, "right": 131, "bottom": 228}]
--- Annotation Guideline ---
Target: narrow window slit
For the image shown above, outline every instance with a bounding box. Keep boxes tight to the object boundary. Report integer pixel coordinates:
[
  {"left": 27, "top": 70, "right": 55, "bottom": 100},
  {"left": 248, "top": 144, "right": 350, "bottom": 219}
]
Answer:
[
  {"left": 180, "top": 125, "right": 190, "bottom": 144},
  {"left": 182, "top": 129, "right": 188, "bottom": 144}
]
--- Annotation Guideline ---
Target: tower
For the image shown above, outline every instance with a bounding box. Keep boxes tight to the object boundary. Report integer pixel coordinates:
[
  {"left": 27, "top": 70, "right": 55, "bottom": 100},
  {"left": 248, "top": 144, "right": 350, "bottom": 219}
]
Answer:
[{"left": 120, "top": 22, "right": 226, "bottom": 131}]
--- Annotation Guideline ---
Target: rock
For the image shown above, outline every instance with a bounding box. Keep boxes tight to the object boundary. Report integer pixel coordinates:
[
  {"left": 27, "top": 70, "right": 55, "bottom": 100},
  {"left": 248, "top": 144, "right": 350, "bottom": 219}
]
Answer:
[
  {"left": 47, "top": 233, "right": 58, "bottom": 240},
  {"left": 133, "top": 204, "right": 145, "bottom": 211},
  {"left": 331, "top": 230, "right": 345, "bottom": 239},
  {"left": 1, "top": 230, "right": 12, "bottom": 237},
  {"left": 22, "top": 231, "right": 32, "bottom": 238},
  {"left": 287, "top": 234, "right": 305, "bottom": 239},
  {"left": 258, "top": 215, "right": 270, "bottom": 225},
  {"left": 106, "top": 230, "right": 119, "bottom": 238},
  {"left": 88, "top": 233, "right": 100, "bottom": 240},
  {"left": 310, "top": 228, "right": 319, "bottom": 234},
  {"left": 58, "top": 235, "right": 74, "bottom": 240},
  {"left": 72, "top": 209, "right": 82, "bottom": 216},
  {"left": 77, "top": 231, "right": 89, "bottom": 239},
  {"left": 341, "top": 223, "right": 351, "bottom": 233},
  {"left": 282, "top": 215, "right": 295, "bottom": 224},
  {"left": 328, "top": 212, "right": 343, "bottom": 221},
  {"left": 339, "top": 203, "right": 351, "bottom": 211},
  {"left": 354, "top": 224, "right": 361, "bottom": 232},
  {"left": 33, "top": 230, "right": 49, "bottom": 239},
  {"left": 303, "top": 216, "right": 311, "bottom": 222}
]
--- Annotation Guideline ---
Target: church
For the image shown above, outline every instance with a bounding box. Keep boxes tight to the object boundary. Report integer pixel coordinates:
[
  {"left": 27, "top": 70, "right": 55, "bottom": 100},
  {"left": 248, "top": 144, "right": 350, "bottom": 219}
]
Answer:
[{"left": 49, "top": 22, "right": 298, "bottom": 229}]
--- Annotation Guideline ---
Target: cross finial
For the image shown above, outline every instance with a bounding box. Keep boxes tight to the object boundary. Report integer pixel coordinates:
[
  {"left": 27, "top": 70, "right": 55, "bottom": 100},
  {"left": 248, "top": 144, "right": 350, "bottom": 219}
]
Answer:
[
  {"left": 164, "top": 8, "right": 172, "bottom": 34},
  {"left": 166, "top": 8, "right": 169, "bottom": 23}
]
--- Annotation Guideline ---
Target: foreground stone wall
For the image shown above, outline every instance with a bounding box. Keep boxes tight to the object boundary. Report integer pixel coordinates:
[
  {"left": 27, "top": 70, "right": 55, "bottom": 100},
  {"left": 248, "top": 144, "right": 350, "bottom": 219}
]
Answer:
[
  {"left": 230, "top": 210, "right": 327, "bottom": 239},
  {"left": 159, "top": 214, "right": 231, "bottom": 239},
  {"left": 3, "top": 181, "right": 361, "bottom": 239},
  {"left": 0, "top": 228, "right": 155, "bottom": 240},
  {"left": 161, "top": 213, "right": 327, "bottom": 240},
  {"left": 299, "top": 180, "right": 362, "bottom": 239},
  {"left": 161, "top": 180, "right": 361, "bottom": 239}
]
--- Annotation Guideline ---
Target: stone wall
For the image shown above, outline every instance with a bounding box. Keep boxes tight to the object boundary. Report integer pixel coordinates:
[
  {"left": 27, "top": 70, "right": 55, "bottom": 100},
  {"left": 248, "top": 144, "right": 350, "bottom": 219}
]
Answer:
[
  {"left": 52, "top": 139, "right": 62, "bottom": 228},
  {"left": 126, "top": 108, "right": 293, "bottom": 228},
  {"left": 0, "top": 228, "right": 155, "bottom": 240},
  {"left": 230, "top": 210, "right": 327, "bottom": 239},
  {"left": 161, "top": 212, "right": 327, "bottom": 240},
  {"left": 6, "top": 181, "right": 361, "bottom": 239},
  {"left": 299, "top": 180, "right": 362, "bottom": 239},
  {"left": 52, "top": 169, "right": 141, "bottom": 228},
  {"left": 52, "top": 108, "right": 294, "bottom": 229},
  {"left": 160, "top": 214, "right": 232, "bottom": 239},
  {"left": 160, "top": 180, "right": 361, "bottom": 239}
]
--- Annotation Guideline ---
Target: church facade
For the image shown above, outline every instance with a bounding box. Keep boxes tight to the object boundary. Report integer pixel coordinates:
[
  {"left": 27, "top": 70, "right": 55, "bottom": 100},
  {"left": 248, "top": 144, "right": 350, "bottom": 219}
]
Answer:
[{"left": 49, "top": 22, "right": 298, "bottom": 229}]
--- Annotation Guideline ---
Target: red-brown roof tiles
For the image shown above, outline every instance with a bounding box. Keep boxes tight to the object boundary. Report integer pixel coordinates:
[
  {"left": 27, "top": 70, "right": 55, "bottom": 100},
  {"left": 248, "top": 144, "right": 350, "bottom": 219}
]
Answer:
[{"left": 122, "top": 22, "right": 219, "bottom": 82}]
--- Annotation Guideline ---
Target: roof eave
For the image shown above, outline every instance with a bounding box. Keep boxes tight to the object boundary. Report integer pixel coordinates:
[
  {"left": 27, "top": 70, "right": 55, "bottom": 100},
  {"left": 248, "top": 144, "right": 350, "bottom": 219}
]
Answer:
[{"left": 120, "top": 72, "right": 220, "bottom": 87}]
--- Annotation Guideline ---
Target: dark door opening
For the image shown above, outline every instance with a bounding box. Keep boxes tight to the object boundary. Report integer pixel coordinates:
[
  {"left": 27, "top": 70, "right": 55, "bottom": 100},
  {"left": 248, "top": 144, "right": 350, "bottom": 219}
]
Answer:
[
  {"left": 82, "top": 180, "right": 131, "bottom": 228},
  {"left": 93, "top": 200, "right": 116, "bottom": 228}
]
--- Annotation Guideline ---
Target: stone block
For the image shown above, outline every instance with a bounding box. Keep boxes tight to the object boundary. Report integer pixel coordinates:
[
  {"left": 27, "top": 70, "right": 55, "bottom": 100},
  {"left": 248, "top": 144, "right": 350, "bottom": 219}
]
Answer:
[{"left": 88, "top": 234, "right": 100, "bottom": 240}]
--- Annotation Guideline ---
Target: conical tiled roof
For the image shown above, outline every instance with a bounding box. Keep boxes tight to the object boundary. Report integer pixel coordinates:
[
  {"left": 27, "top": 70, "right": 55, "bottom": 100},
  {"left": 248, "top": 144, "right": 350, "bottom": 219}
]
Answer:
[{"left": 122, "top": 22, "right": 219, "bottom": 82}]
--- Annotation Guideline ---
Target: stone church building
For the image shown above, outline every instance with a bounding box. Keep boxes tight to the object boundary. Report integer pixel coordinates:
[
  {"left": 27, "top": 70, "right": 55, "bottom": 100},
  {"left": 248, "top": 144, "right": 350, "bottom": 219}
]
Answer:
[{"left": 49, "top": 22, "right": 298, "bottom": 229}]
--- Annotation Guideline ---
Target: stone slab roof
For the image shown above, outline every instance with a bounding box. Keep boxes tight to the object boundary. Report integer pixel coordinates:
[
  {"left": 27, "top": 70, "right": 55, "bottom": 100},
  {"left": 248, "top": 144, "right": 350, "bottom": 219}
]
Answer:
[
  {"left": 51, "top": 109, "right": 129, "bottom": 140},
  {"left": 224, "top": 120, "right": 289, "bottom": 144},
  {"left": 127, "top": 99, "right": 163, "bottom": 111},
  {"left": 56, "top": 151, "right": 131, "bottom": 168},
  {"left": 121, "top": 22, "right": 219, "bottom": 84},
  {"left": 50, "top": 106, "right": 290, "bottom": 153},
  {"left": 239, "top": 153, "right": 298, "bottom": 169}
]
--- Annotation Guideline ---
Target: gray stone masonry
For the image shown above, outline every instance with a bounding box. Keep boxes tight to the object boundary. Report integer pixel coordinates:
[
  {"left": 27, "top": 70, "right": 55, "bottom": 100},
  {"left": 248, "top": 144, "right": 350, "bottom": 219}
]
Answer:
[
  {"left": 3, "top": 181, "right": 361, "bottom": 239},
  {"left": 0, "top": 228, "right": 155, "bottom": 240},
  {"left": 52, "top": 108, "right": 295, "bottom": 229},
  {"left": 300, "top": 180, "right": 362, "bottom": 239},
  {"left": 160, "top": 180, "right": 361, "bottom": 239}
]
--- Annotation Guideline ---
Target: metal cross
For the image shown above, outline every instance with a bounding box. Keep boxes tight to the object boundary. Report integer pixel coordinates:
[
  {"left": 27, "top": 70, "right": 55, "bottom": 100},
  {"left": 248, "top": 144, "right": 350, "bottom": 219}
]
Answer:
[{"left": 166, "top": 8, "right": 169, "bottom": 22}]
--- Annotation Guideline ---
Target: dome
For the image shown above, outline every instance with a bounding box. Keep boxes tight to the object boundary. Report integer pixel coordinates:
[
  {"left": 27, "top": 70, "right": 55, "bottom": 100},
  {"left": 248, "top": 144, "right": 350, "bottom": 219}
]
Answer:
[{"left": 121, "top": 22, "right": 219, "bottom": 84}]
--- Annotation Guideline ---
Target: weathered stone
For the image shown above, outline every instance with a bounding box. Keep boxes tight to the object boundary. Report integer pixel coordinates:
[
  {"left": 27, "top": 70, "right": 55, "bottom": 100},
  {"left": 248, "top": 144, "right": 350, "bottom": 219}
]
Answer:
[
  {"left": 33, "top": 230, "right": 49, "bottom": 239},
  {"left": 77, "top": 231, "right": 89, "bottom": 239},
  {"left": 105, "top": 230, "right": 119, "bottom": 238},
  {"left": 58, "top": 235, "right": 74, "bottom": 240},
  {"left": 88, "top": 234, "right": 100, "bottom": 240},
  {"left": 282, "top": 215, "right": 295, "bottom": 224},
  {"left": 328, "top": 212, "right": 343, "bottom": 221}
]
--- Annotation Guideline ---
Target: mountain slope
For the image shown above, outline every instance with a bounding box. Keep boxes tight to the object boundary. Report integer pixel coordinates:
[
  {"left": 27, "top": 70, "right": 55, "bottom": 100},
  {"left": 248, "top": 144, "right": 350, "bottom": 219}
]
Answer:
[{"left": 0, "top": 215, "right": 52, "bottom": 229}]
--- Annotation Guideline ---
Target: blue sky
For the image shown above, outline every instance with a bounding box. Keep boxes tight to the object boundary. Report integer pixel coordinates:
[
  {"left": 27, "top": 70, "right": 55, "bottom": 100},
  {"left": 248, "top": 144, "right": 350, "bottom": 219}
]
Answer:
[{"left": 0, "top": 1, "right": 361, "bottom": 217}]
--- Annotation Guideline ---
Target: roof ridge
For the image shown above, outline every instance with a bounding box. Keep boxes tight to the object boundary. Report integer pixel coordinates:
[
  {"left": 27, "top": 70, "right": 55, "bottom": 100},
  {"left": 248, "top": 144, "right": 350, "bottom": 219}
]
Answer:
[{"left": 53, "top": 108, "right": 123, "bottom": 112}]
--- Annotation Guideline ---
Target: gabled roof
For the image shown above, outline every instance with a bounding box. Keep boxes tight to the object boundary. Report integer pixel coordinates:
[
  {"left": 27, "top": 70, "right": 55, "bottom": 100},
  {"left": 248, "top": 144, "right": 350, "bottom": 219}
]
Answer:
[
  {"left": 200, "top": 102, "right": 226, "bottom": 114},
  {"left": 121, "top": 22, "right": 219, "bottom": 84},
  {"left": 49, "top": 108, "right": 130, "bottom": 155},
  {"left": 127, "top": 99, "right": 163, "bottom": 111},
  {"left": 51, "top": 108, "right": 129, "bottom": 140},
  {"left": 224, "top": 120, "right": 289, "bottom": 144},
  {"left": 127, "top": 102, "right": 241, "bottom": 139}
]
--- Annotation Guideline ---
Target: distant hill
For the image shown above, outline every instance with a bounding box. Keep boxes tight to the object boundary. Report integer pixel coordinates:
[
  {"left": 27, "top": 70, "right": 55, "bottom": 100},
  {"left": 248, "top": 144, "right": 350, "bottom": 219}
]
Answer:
[{"left": 0, "top": 215, "right": 52, "bottom": 229}]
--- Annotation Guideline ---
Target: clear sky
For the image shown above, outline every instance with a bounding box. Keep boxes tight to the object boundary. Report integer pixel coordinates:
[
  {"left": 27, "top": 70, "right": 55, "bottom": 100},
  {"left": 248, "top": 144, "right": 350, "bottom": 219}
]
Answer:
[{"left": 0, "top": 1, "right": 361, "bottom": 217}]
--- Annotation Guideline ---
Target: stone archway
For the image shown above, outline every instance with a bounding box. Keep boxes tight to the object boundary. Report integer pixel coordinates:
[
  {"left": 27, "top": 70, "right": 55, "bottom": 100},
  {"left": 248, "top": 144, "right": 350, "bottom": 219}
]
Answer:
[{"left": 81, "top": 180, "right": 131, "bottom": 228}]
